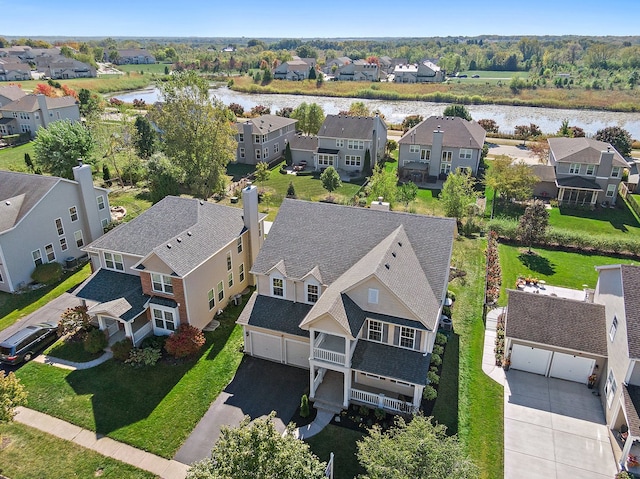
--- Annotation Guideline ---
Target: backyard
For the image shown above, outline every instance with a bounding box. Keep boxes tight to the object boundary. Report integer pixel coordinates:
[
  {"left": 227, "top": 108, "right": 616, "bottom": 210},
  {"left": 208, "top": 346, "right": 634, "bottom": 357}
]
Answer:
[{"left": 0, "top": 142, "right": 35, "bottom": 171}]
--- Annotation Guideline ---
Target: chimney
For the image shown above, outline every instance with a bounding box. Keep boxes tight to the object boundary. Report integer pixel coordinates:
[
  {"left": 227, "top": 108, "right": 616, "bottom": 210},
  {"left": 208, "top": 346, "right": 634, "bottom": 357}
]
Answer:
[
  {"left": 432, "top": 126, "right": 444, "bottom": 170},
  {"left": 36, "top": 94, "right": 50, "bottom": 128},
  {"left": 370, "top": 196, "right": 390, "bottom": 211},
  {"left": 72, "top": 160, "right": 104, "bottom": 243},
  {"left": 242, "top": 182, "right": 261, "bottom": 279}
]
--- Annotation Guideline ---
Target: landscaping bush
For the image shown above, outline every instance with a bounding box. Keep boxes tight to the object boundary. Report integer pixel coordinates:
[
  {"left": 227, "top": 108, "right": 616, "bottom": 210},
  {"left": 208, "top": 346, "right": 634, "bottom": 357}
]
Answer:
[
  {"left": 164, "top": 324, "right": 206, "bottom": 358},
  {"left": 300, "top": 394, "right": 310, "bottom": 418},
  {"left": 435, "top": 332, "right": 448, "bottom": 345},
  {"left": 359, "top": 405, "right": 370, "bottom": 416},
  {"left": 430, "top": 353, "right": 442, "bottom": 367},
  {"left": 125, "top": 346, "right": 161, "bottom": 367},
  {"left": 140, "top": 334, "right": 167, "bottom": 351},
  {"left": 31, "top": 262, "right": 63, "bottom": 285},
  {"left": 427, "top": 369, "right": 440, "bottom": 385},
  {"left": 111, "top": 338, "right": 133, "bottom": 361},
  {"left": 83, "top": 328, "right": 107, "bottom": 354},
  {"left": 58, "top": 305, "right": 91, "bottom": 336},
  {"left": 423, "top": 385, "right": 438, "bottom": 401},
  {"left": 374, "top": 408, "right": 386, "bottom": 421},
  {"left": 432, "top": 344, "right": 444, "bottom": 356}
]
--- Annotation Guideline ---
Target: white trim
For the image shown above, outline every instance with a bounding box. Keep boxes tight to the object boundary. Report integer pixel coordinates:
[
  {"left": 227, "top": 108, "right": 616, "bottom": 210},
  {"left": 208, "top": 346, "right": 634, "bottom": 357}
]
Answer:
[
  {"left": 74, "top": 230, "right": 84, "bottom": 248},
  {"left": 208, "top": 288, "right": 215, "bottom": 310},
  {"left": 151, "top": 272, "right": 174, "bottom": 294},
  {"left": 69, "top": 205, "right": 79, "bottom": 222},
  {"left": 151, "top": 304, "right": 179, "bottom": 334},
  {"left": 368, "top": 319, "right": 383, "bottom": 342},
  {"left": 104, "top": 251, "right": 125, "bottom": 272},
  {"left": 97, "top": 195, "right": 105, "bottom": 210},
  {"left": 217, "top": 280, "right": 224, "bottom": 301},
  {"left": 271, "top": 274, "right": 285, "bottom": 298},
  {"left": 44, "top": 243, "right": 55, "bottom": 262},
  {"left": 32, "top": 248, "right": 43, "bottom": 267}
]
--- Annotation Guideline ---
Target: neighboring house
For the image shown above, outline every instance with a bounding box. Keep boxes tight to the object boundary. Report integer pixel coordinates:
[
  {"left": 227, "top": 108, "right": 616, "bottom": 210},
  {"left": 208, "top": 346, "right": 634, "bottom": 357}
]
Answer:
[
  {"left": 222, "top": 46, "right": 236, "bottom": 53},
  {"left": 0, "top": 164, "right": 111, "bottom": 293},
  {"left": 393, "top": 61, "right": 444, "bottom": 83},
  {"left": 75, "top": 186, "right": 265, "bottom": 346},
  {"left": 531, "top": 164, "right": 558, "bottom": 199},
  {"left": 0, "top": 94, "right": 80, "bottom": 138},
  {"left": 336, "top": 60, "right": 379, "bottom": 81},
  {"left": 235, "top": 115, "right": 298, "bottom": 164},
  {"left": 398, "top": 115, "right": 486, "bottom": 181},
  {"left": 34, "top": 55, "right": 96, "bottom": 79},
  {"left": 273, "top": 60, "right": 312, "bottom": 81},
  {"left": 238, "top": 199, "right": 456, "bottom": 414},
  {"left": 0, "top": 59, "right": 31, "bottom": 81},
  {"left": 288, "top": 135, "right": 318, "bottom": 165},
  {"left": 107, "top": 49, "right": 156, "bottom": 65},
  {"left": 0, "top": 85, "right": 27, "bottom": 107},
  {"left": 324, "top": 56, "right": 351, "bottom": 74},
  {"left": 301, "top": 114, "right": 387, "bottom": 174},
  {"left": 547, "top": 137, "right": 628, "bottom": 206},
  {"left": 0, "top": 47, "right": 95, "bottom": 81}
]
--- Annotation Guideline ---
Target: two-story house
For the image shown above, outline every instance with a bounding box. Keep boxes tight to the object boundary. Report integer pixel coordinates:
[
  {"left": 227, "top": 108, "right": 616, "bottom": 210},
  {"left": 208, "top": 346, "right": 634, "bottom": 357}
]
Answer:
[
  {"left": 393, "top": 61, "right": 444, "bottom": 83},
  {"left": 0, "top": 94, "right": 80, "bottom": 138},
  {"left": 336, "top": 61, "right": 379, "bottom": 82},
  {"left": 34, "top": 55, "right": 97, "bottom": 79},
  {"left": 235, "top": 115, "right": 298, "bottom": 165},
  {"left": 0, "top": 59, "right": 32, "bottom": 82},
  {"left": 0, "top": 85, "right": 26, "bottom": 108},
  {"left": 547, "top": 137, "right": 628, "bottom": 206},
  {"left": 0, "top": 164, "right": 111, "bottom": 293},
  {"left": 398, "top": 115, "right": 486, "bottom": 181},
  {"left": 238, "top": 199, "right": 456, "bottom": 414},
  {"left": 74, "top": 185, "right": 265, "bottom": 346},
  {"left": 273, "top": 60, "right": 311, "bottom": 81},
  {"left": 323, "top": 57, "right": 351, "bottom": 75},
  {"left": 107, "top": 49, "right": 156, "bottom": 65},
  {"left": 307, "top": 114, "right": 387, "bottom": 174}
]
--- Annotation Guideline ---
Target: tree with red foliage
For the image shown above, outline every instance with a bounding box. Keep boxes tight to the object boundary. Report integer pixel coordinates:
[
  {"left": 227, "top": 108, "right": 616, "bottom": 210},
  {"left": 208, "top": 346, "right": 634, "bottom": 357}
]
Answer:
[
  {"left": 366, "top": 56, "right": 380, "bottom": 67},
  {"left": 164, "top": 324, "right": 206, "bottom": 358},
  {"left": 34, "top": 83, "right": 56, "bottom": 97},
  {"left": 61, "top": 84, "right": 78, "bottom": 99}
]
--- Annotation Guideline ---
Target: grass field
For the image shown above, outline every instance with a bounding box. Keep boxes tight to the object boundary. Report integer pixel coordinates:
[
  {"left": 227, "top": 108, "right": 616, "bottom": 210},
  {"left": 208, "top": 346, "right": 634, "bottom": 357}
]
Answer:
[
  {"left": 0, "top": 142, "right": 35, "bottom": 172},
  {"left": 306, "top": 425, "right": 365, "bottom": 479},
  {"left": 107, "top": 187, "right": 153, "bottom": 222},
  {"left": 117, "top": 63, "right": 172, "bottom": 75},
  {"left": 15, "top": 73, "right": 153, "bottom": 94}
]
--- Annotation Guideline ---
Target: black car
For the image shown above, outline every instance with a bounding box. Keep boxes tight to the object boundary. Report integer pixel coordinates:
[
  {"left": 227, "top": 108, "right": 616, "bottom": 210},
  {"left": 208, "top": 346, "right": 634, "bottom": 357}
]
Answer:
[
  {"left": 0, "top": 322, "right": 59, "bottom": 365},
  {"left": 472, "top": 74, "right": 480, "bottom": 78}
]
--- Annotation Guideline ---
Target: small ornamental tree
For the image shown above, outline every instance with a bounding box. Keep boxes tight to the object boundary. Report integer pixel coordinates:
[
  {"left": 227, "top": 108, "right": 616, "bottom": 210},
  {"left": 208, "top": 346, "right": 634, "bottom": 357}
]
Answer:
[
  {"left": 443, "top": 104, "right": 472, "bottom": 121},
  {"left": 59, "top": 305, "right": 91, "bottom": 336},
  {"left": 300, "top": 394, "right": 310, "bottom": 418},
  {"left": 102, "top": 164, "right": 112, "bottom": 187},
  {"left": 0, "top": 371, "right": 27, "bottom": 424},
  {"left": 320, "top": 166, "right": 342, "bottom": 194},
  {"left": 84, "top": 328, "right": 108, "bottom": 353},
  {"left": 517, "top": 200, "right": 549, "bottom": 253},
  {"left": 286, "top": 181, "right": 296, "bottom": 198},
  {"left": 401, "top": 114, "right": 423, "bottom": 133},
  {"left": 284, "top": 141, "right": 293, "bottom": 167},
  {"left": 478, "top": 118, "right": 499, "bottom": 133},
  {"left": 24, "top": 152, "right": 34, "bottom": 172},
  {"left": 385, "top": 139, "right": 397, "bottom": 156},
  {"left": 165, "top": 324, "right": 206, "bottom": 358},
  {"left": 397, "top": 181, "right": 418, "bottom": 208},
  {"left": 254, "top": 161, "right": 270, "bottom": 189},
  {"left": 228, "top": 103, "right": 244, "bottom": 117},
  {"left": 363, "top": 149, "right": 372, "bottom": 177}
]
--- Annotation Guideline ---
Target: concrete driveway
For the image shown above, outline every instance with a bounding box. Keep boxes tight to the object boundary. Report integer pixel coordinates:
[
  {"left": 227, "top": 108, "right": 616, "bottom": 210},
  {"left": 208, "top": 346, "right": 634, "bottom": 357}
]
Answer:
[
  {"left": 174, "top": 356, "right": 308, "bottom": 465},
  {"left": 504, "top": 370, "right": 617, "bottom": 478}
]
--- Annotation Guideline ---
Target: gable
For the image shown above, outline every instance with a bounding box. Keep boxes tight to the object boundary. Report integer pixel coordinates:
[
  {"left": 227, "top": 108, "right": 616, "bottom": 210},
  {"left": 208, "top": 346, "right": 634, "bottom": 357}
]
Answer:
[
  {"left": 138, "top": 252, "right": 175, "bottom": 275},
  {"left": 345, "top": 276, "right": 420, "bottom": 322},
  {"left": 304, "top": 312, "right": 352, "bottom": 336}
]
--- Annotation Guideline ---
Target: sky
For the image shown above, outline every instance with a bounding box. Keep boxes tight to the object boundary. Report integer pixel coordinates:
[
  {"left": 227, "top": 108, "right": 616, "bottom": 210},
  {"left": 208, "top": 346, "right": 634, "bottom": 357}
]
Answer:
[{"left": 2, "top": 0, "right": 640, "bottom": 38}]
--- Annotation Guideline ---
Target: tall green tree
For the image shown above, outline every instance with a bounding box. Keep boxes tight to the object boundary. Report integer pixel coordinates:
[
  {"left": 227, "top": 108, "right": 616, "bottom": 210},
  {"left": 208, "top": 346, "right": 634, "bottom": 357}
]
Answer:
[
  {"left": 595, "top": 126, "right": 633, "bottom": 157},
  {"left": 284, "top": 142, "right": 293, "bottom": 167},
  {"left": 442, "top": 104, "right": 472, "bottom": 121},
  {"left": 320, "top": 166, "right": 342, "bottom": 194},
  {"left": 363, "top": 148, "right": 372, "bottom": 176},
  {"left": 150, "top": 71, "right": 236, "bottom": 199},
  {"left": 291, "top": 102, "right": 309, "bottom": 134},
  {"left": 517, "top": 200, "right": 549, "bottom": 253},
  {"left": 357, "top": 415, "right": 479, "bottom": 479},
  {"left": 134, "top": 115, "right": 156, "bottom": 159},
  {"left": 368, "top": 164, "right": 397, "bottom": 205},
  {"left": 308, "top": 65, "right": 317, "bottom": 80},
  {"left": 306, "top": 103, "right": 325, "bottom": 135},
  {"left": 187, "top": 414, "right": 326, "bottom": 479},
  {"left": 33, "top": 120, "right": 94, "bottom": 179},
  {"left": 397, "top": 181, "right": 418, "bottom": 208},
  {"left": 485, "top": 156, "right": 538, "bottom": 212},
  {"left": 345, "top": 101, "right": 371, "bottom": 117},
  {"left": 147, "top": 153, "right": 182, "bottom": 204},
  {"left": 439, "top": 168, "right": 477, "bottom": 222},
  {"left": 254, "top": 161, "right": 270, "bottom": 188}
]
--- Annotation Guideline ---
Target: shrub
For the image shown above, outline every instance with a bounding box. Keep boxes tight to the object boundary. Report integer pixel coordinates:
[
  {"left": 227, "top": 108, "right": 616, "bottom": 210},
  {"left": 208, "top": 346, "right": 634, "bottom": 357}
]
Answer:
[
  {"left": 140, "top": 335, "right": 167, "bottom": 351},
  {"left": 58, "top": 305, "right": 91, "bottom": 336},
  {"left": 430, "top": 353, "right": 442, "bottom": 367},
  {"left": 447, "top": 290, "right": 456, "bottom": 301},
  {"left": 423, "top": 385, "right": 438, "bottom": 401},
  {"left": 432, "top": 344, "right": 444, "bottom": 356},
  {"left": 126, "top": 347, "right": 161, "bottom": 367},
  {"left": 111, "top": 338, "right": 133, "bottom": 361},
  {"left": 359, "top": 405, "right": 370, "bottom": 416},
  {"left": 374, "top": 408, "right": 386, "bottom": 421},
  {"left": 31, "top": 262, "right": 62, "bottom": 285},
  {"left": 435, "top": 332, "right": 448, "bottom": 345},
  {"left": 83, "top": 328, "right": 107, "bottom": 354},
  {"left": 300, "top": 394, "right": 310, "bottom": 418},
  {"left": 427, "top": 369, "right": 440, "bottom": 385},
  {"left": 165, "top": 324, "right": 206, "bottom": 358}
]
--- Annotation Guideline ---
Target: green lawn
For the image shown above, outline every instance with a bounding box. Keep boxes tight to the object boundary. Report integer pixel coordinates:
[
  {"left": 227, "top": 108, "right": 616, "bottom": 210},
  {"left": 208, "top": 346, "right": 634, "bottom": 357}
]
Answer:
[
  {"left": 15, "top": 295, "right": 248, "bottom": 458},
  {"left": 46, "top": 337, "right": 104, "bottom": 363},
  {"left": 306, "top": 425, "right": 365, "bottom": 479},
  {"left": 107, "top": 187, "right": 153, "bottom": 222},
  {"left": 117, "top": 63, "right": 171, "bottom": 75},
  {"left": 431, "top": 331, "right": 459, "bottom": 434},
  {"left": 0, "top": 142, "right": 35, "bottom": 171},
  {"left": 548, "top": 204, "right": 640, "bottom": 237},
  {"left": 498, "top": 244, "right": 637, "bottom": 305},
  {"left": 0, "top": 264, "right": 91, "bottom": 333},
  {"left": 0, "top": 422, "right": 155, "bottom": 479}
]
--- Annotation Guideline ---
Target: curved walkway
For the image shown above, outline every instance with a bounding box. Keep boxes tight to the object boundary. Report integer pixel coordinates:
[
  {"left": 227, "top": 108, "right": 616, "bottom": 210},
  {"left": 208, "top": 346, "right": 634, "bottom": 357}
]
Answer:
[{"left": 34, "top": 350, "right": 113, "bottom": 370}]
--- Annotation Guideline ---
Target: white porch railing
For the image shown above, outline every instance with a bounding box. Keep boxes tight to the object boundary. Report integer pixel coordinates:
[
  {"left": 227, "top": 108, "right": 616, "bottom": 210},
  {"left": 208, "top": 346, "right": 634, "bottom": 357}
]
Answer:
[
  {"left": 313, "top": 347, "right": 346, "bottom": 365},
  {"left": 351, "top": 388, "right": 416, "bottom": 414},
  {"left": 132, "top": 321, "right": 153, "bottom": 347}
]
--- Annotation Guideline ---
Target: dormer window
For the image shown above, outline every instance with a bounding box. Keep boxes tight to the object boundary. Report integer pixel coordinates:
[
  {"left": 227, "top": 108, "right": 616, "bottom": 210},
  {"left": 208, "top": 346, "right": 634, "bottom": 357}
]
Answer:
[
  {"left": 307, "top": 284, "right": 319, "bottom": 303},
  {"left": 368, "top": 320, "right": 382, "bottom": 342},
  {"left": 272, "top": 277, "right": 284, "bottom": 297}
]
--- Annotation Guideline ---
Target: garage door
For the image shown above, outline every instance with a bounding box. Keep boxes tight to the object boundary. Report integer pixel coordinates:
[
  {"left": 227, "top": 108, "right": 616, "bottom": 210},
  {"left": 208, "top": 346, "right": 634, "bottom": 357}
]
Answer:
[
  {"left": 510, "top": 344, "right": 552, "bottom": 376},
  {"left": 251, "top": 332, "right": 282, "bottom": 362},
  {"left": 549, "top": 352, "right": 595, "bottom": 384},
  {"left": 285, "top": 339, "right": 310, "bottom": 369}
]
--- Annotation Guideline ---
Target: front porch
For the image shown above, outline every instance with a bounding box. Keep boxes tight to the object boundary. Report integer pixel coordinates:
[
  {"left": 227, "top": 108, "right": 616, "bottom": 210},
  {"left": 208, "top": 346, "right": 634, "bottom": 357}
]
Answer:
[
  {"left": 556, "top": 177, "right": 602, "bottom": 207},
  {"left": 99, "top": 314, "right": 153, "bottom": 347}
]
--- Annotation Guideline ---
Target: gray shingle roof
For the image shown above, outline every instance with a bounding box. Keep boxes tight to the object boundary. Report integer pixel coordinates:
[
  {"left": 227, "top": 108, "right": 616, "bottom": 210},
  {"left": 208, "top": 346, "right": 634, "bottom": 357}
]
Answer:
[
  {"left": 237, "top": 115, "right": 298, "bottom": 135},
  {"left": 319, "top": 115, "right": 386, "bottom": 140},
  {"left": 0, "top": 94, "right": 77, "bottom": 113},
  {"left": 0, "top": 85, "right": 27, "bottom": 102},
  {"left": 548, "top": 137, "right": 628, "bottom": 166},
  {"left": 623, "top": 384, "right": 640, "bottom": 436},
  {"left": 506, "top": 290, "right": 607, "bottom": 356},
  {"left": 532, "top": 164, "right": 557, "bottom": 183},
  {"left": 399, "top": 116, "right": 486, "bottom": 150},
  {"left": 237, "top": 292, "right": 311, "bottom": 337},
  {"left": 622, "top": 265, "right": 640, "bottom": 359},
  {"left": 289, "top": 135, "right": 318, "bottom": 151},
  {"left": 555, "top": 176, "right": 602, "bottom": 190},
  {"left": 352, "top": 340, "right": 431, "bottom": 385}
]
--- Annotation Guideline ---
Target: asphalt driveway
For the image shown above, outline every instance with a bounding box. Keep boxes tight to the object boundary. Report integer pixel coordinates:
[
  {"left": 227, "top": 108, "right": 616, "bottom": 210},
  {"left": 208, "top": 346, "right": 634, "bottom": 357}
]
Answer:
[
  {"left": 174, "top": 356, "right": 308, "bottom": 465},
  {"left": 504, "top": 369, "right": 617, "bottom": 478}
]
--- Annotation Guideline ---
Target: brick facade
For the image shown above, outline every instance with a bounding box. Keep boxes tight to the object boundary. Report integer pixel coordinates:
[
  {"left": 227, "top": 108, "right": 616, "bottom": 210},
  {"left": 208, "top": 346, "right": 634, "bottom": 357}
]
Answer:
[{"left": 140, "top": 272, "right": 188, "bottom": 326}]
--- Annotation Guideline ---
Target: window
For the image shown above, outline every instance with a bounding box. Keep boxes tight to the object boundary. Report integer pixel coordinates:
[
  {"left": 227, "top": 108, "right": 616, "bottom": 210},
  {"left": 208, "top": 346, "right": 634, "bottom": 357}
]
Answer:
[
  {"left": 368, "top": 288, "right": 379, "bottom": 304},
  {"left": 317, "top": 154, "right": 335, "bottom": 166},
  {"left": 272, "top": 277, "right": 284, "bottom": 297},
  {"left": 253, "top": 135, "right": 260, "bottom": 144},
  {"left": 217, "top": 281, "right": 224, "bottom": 301},
  {"left": 69, "top": 206, "right": 78, "bottom": 222},
  {"left": 347, "top": 139, "right": 364, "bottom": 150},
  {"left": 606, "top": 184, "right": 616, "bottom": 198},
  {"left": 255, "top": 149, "right": 261, "bottom": 160},
  {"left": 152, "top": 308, "right": 176, "bottom": 331},
  {"left": 228, "top": 272, "right": 234, "bottom": 288},
  {"left": 273, "top": 143, "right": 279, "bottom": 154},
  {"left": 440, "top": 161, "right": 451, "bottom": 175},
  {"left": 459, "top": 148, "right": 473, "bottom": 160},
  {"left": 237, "top": 237, "right": 243, "bottom": 253},
  {"left": 263, "top": 147, "right": 269, "bottom": 159},
  {"left": 262, "top": 134, "right": 267, "bottom": 143},
  {"left": 368, "top": 320, "right": 382, "bottom": 342},
  {"left": 74, "top": 230, "right": 84, "bottom": 247},
  {"left": 569, "top": 163, "right": 581, "bottom": 174},
  {"left": 345, "top": 155, "right": 361, "bottom": 166},
  {"left": 101, "top": 218, "right": 109, "bottom": 230},
  {"left": 45, "top": 244, "right": 55, "bottom": 262},
  {"left": 609, "top": 316, "right": 618, "bottom": 341},
  {"left": 442, "top": 151, "right": 452, "bottom": 162},
  {"left": 611, "top": 166, "right": 621, "bottom": 178},
  {"left": 606, "top": 370, "right": 617, "bottom": 407},
  {"left": 238, "top": 133, "right": 244, "bottom": 143},
  {"left": 258, "top": 222, "right": 262, "bottom": 237},
  {"left": 307, "top": 284, "right": 319, "bottom": 303},
  {"left": 55, "top": 218, "right": 64, "bottom": 236},
  {"left": 239, "top": 148, "right": 245, "bottom": 158},
  {"left": 226, "top": 252, "right": 232, "bottom": 271},
  {"left": 59, "top": 237, "right": 68, "bottom": 251},
  {"left": 32, "top": 249, "right": 43, "bottom": 266},
  {"left": 0, "top": 271, "right": 3, "bottom": 283},
  {"left": 391, "top": 379, "right": 412, "bottom": 386},
  {"left": 400, "top": 327, "right": 415, "bottom": 349},
  {"left": 336, "top": 139, "right": 344, "bottom": 148},
  {"left": 409, "top": 144, "right": 419, "bottom": 153},
  {"left": 97, "top": 195, "right": 105, "bottom": 210},
  {"left": 151, "top": 273, "right": 173, "bottom": 294},
  {"left": 208, "top": 289, "right": 215, "bottom": 310},
  {"left": 104, "top": 252, "right": 124, "bottom": 271},
  {"left": 239, "top": 263, "right": 245, "bottom": 282},
  {"left": 420, "top": 149, "right": 430, "bottom": 161},
  {"left": 585, "top": 164, "right": 596, "bottom": 176}
]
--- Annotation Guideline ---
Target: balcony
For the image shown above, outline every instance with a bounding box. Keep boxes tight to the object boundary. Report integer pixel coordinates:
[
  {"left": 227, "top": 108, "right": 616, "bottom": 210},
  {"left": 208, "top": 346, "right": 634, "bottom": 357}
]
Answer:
[
  {"left": 350, "top": 388, "right": 416, "bottom": 414},
  {"left": 313, "top": 333, "right": 346, "bottom": 366}
]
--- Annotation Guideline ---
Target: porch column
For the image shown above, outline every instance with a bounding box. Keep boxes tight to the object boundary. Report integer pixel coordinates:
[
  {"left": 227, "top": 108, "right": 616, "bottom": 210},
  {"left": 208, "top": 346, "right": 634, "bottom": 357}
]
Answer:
[
  {"left": 344, "top": 337, "right": 350, "bottom": 367},
  {"left": 621, "top": 433, "right": 636, "bottom": 468},
  {"left": 124, "top": 322, "right": 134, "bottom": 345},
  {"left": 343, "top": 371, "right": 351, "bottom": 408},
  {"left": 97, "top": 315, "right": 106, "bottom": 331},
  {"left": 413, "top": 385, "right": 424, "bottom": 411},
  {"left": 310, "top": 364, "right": 316, "bottom": 397},
  {"left": 591, "top": 190, "right": 597, "bottom": 205},
  {"left": 558, "top": 187, "right": 564, "bottom": 204}
]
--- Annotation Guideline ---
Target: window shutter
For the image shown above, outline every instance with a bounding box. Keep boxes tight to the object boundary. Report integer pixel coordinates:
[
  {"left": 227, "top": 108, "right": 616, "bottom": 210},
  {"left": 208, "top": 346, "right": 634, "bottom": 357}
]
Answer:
[
  {"left": 415, "top": 330, "right": 422, "bottom": 351},
  {"left": 363, "top": 321, "right": 369, "bottom": 339},
  {"left": 382, "top": 324, "right": 389, "bottom": 343},
  {"left": 393, "top": 326, "right": 400, "bottom": 346}
]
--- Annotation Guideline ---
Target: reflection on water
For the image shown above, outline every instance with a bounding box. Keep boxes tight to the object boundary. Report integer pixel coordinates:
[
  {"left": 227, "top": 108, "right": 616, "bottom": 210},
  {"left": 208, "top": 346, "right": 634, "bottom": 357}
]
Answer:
[{"left": 113, "top": 87, "right": 640, "bottom": 139}]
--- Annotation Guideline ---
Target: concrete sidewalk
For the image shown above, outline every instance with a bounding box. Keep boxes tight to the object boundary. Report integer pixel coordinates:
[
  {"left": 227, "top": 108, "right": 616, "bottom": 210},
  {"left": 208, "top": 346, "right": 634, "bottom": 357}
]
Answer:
[
  {"left": 33, "top": 350, "right": 113, "bottom": 370},
  {"left": 15, "top": 407, "right": 189, "bottom": 479}
]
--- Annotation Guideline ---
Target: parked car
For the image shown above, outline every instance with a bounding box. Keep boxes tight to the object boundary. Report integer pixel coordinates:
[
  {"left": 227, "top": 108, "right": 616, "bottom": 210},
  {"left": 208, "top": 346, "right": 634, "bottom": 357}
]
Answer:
[
  {"left": 472, "top": 74, "right": 480, "bottom": 78},
  {"left": 457, "top": 74, "right": 468, "bottom": 78},
  {"left": 0, "top": 322, "right": 59, "bottom": 365}
]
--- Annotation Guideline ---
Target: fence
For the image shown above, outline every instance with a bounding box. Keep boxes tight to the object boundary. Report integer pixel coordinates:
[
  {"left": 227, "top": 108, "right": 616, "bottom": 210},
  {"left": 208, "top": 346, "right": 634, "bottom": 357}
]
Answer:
[{"left": 620, "top": 182, "right": 640, "bottom": 219}]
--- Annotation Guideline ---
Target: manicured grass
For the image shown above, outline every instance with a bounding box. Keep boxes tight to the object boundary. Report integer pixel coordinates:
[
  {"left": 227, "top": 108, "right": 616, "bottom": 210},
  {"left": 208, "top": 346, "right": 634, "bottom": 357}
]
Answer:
[
  {"left": 117, "top": 63, "right": 171, "bottom": 75},
  {"left": 431, "top": 332, "right": 460, "bottom": 434},
  {"left": 306, "top": 425, "right": 365, "bottom": 479},
  {"left": 0, "top": 422, "right": 155, "bottom": 479},
  {"left": 0, "top": 264, "right": 91, "bottom": 333},
  {"left": 107, "top": 187, "right": 153, "bottom": 222},
  {"left": 0, "top": 142, "right": 35, "bottom": 171},
  {"left": 46, "top": 337, "right": 103, "bottom": 363},
  {"left": 498, "top": 244, "right": 637, "bottom": 305},
  {"left": 15, "top": 296, "right": 248, "bottom": 458},
  {"left": 415, "top": 188, "right": 444, "bottom": 216},
  {"left": 17, "top": 74, "right": 153, "bottom": 94}
]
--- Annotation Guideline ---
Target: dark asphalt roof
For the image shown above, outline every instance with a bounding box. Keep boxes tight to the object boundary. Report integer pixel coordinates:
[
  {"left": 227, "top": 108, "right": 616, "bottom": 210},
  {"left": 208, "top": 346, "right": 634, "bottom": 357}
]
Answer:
[
  {"left": 399, "top": 115, "right": 486, "bottom": 150},
  {"left": 532, "top": 164, "right": 557, "bottom": 182},
  {"left": 352, "top": 340, "right": 431, "bottom": 385},
  {"left": 149, "top": 296, "right": 178, "bottom": 308},
  {"left": 555, "top": 176, "right": 602, "bottom": 190},
  {"left": 622, "top": 265, "right": 640, "bottom": 359},
  {"left": 365, "top": 310, "right": 430, "bottom": 331},
  {"left": 289, "top": 135, "right": 318, "bottom": 151},
  {"left": 237, "top": 292, "right": 311, "bottom": 338}
]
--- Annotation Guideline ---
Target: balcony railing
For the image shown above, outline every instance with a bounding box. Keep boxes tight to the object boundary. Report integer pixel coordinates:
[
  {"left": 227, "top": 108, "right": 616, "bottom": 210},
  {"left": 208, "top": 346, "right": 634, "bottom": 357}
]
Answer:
[
  {"left": 351, "top": 388, "right": 416, "bottom": 414},
  {"left": 313, "top": 347, "right": 346, "bottom": 366}
]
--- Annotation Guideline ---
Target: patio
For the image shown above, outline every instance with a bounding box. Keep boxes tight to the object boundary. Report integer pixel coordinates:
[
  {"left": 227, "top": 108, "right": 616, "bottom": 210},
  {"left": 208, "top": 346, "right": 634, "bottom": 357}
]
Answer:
[{"left": 514, "top": 280, "right": 589, "bottom": 301}]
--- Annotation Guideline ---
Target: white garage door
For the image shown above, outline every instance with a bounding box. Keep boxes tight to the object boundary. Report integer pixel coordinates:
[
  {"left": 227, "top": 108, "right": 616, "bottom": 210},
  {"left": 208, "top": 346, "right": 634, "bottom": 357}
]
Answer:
[
  {"left": 510, "top": 344, "right": 552, "bottom": 376},
  {"left": 251, "top": 332, "right": 282, "bottom": 362},
  {"left": 285, "top": 339, "right": 310, "bottom": 369},
  {"left": 549, "top": 352, "right": 595, "bottom": 384}
]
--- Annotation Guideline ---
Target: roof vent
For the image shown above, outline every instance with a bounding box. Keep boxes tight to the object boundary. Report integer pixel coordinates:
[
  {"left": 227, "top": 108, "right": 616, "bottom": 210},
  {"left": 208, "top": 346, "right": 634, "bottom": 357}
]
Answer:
[
  {"left": 398, "top": 241, "right": 403, "bottom": 247},
  {"left": 177, "top": 237, "right": 182, "bottom": 243},
  {"left": 5, "top": 200, "right": 10, "bottom": 206},
  {"left": 187, "top": 231, "right": 192, "bottom": 236},
  {"left": 385, "top": 263, "right": 390, "bottom": 269},
  {"left": 392, "top": 252, "right": 396, "bottom": 258},
  {"left": 199, "top": 200, "right": 204, "bottom": 205},
  {"left": 167, "top": 243, "right": 172, "bottom": 249}
]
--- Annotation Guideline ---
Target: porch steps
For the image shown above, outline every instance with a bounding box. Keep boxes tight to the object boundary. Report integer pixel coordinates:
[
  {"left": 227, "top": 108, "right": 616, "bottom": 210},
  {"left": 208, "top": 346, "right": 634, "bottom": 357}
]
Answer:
[{"left": 312, "top": 398, "right": 344, "bottom": 416}]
